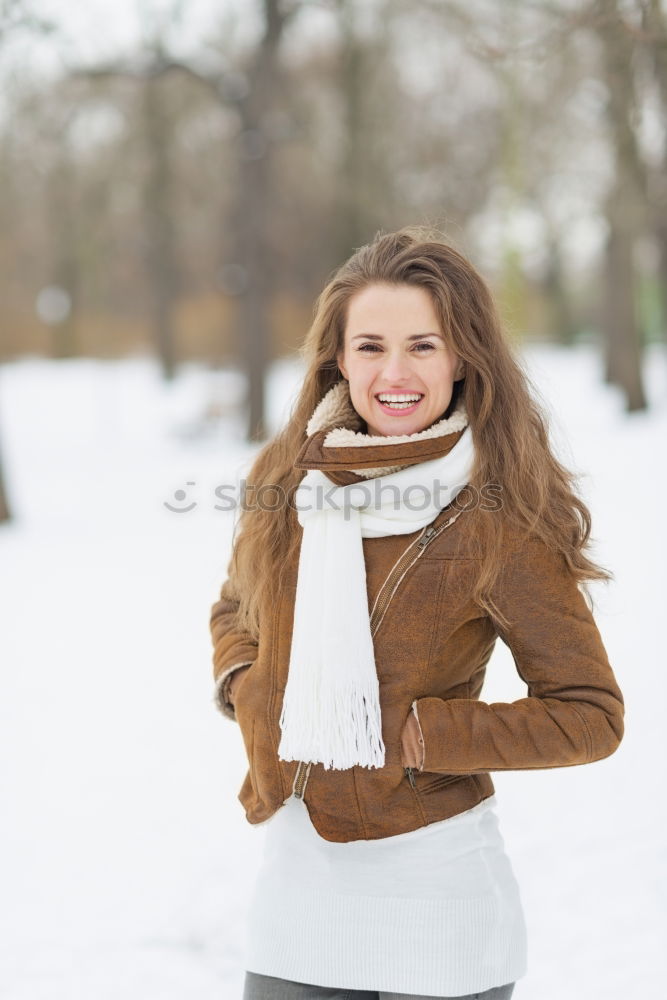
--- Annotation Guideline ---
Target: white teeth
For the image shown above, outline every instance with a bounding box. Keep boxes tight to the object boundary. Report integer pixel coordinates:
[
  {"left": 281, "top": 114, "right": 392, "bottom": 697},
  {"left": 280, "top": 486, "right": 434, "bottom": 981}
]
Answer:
[
  {"left": 377, "top": 393, "right": 422, "bottom": 403},
  {"left": 377, "top": 393, "right": 423, "bottom": 411}
]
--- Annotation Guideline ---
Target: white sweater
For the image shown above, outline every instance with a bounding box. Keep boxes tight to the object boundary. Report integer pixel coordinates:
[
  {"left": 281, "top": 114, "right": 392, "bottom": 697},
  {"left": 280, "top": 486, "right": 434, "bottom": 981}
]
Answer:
[{"left": 243, "top": 793, "right": 528, "bottom": 996}]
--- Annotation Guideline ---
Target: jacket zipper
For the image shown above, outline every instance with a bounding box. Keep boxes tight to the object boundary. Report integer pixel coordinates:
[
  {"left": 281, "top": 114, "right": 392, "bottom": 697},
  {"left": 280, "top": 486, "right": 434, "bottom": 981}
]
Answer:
[
  {"left": 290, "top": 509, "right": 463, "bottom": 803},
  {"left": 391, "top": 514, "right": 462, "bottom": 794},
  {"left": 370, "top": 510, "right": 463, "bottom": 637},
  {"left": 291, "top": 760, "right": 311, "bottom": 800}
]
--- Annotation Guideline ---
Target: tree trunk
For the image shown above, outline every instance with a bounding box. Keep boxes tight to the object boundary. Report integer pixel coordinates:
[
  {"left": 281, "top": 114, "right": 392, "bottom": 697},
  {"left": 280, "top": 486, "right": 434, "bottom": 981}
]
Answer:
[
  {"left": 231, "top": 0, "right": 291, "bottom": 442},
  {"left": 143, "top": 66, "right": 179, "bottom": 381},
  {"left": 47, "top": 152, "right": 80, "bottom": 359},
  {"left": 0, "top": 433, "right": 10, "bottom": 523},
  {"left": 544, "top": 238, "right": 579, "bottom": 346},
  {"left": 334, "top": 0, "right": 370, "bottom": 260},
  {"left": 597, "top": 0, "right": 648, "bottom": 410},
  {"left": 642, "top": 0, "right": 667, "bottom": 344},
  {"left": 656, "top": 218, "right": 667, "bottom": 344},
  {"left": 602, "top": 216, "right": 646, "bottom": 410}
]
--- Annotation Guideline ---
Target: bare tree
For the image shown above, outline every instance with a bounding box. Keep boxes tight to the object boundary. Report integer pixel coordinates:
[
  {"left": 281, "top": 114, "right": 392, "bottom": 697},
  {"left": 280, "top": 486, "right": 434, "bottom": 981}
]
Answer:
[
  {"left": 421, "top": 0, "right": 651, "bottom": 407},
  {"left": 594, "top": 0, "right": 648, "bottom": 409},
  {"left": 226, "top": 0, "right": 302, "bottom": 441},
  {"left": 4, "top": 0, "right": 664, "bottom": 424},
  {"left": 639, "top": 0, "right": 667, "bottom": 344},
  {"left": 0, "top": 0, "right": 58, "bottom": 521},
  {"left": 141, "top": 54, "right": 180, "bottom": 381},
  {"left": 96, "top": 0, "right": 302, "bottom": 435},
  {"left": 72, "top": 55, "right": 182, "bottom": 380},
  {"left": 46, "top": 129, "right": 81, "bottom": 359},
  {"left": 0, "top": 430, "right": 8, "bottom": 523},
  {"left": 333, "top": 0, "right": 386, "bottom": 257}
]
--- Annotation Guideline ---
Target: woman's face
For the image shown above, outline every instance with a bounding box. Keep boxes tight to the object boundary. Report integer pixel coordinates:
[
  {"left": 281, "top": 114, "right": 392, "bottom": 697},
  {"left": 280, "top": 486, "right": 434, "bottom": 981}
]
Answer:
[{"left": 336, "top": 282, "right": 464, "bottom": 437}]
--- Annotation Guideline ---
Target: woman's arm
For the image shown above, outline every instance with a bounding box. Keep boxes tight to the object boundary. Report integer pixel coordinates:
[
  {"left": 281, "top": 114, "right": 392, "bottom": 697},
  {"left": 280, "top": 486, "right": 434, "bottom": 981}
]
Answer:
[
  {"left": 210, "top": 576, "right": 258, "bottom": 722},
  {"left": 412, "top": 532, "right": 625, "bottom": 773}
]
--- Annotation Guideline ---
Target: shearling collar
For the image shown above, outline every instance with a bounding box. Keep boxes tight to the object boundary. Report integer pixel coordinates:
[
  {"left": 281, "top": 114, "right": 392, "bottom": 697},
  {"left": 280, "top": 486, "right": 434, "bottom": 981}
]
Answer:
[{"left": 294, "top": 379, "right": 469, "bottom": 485}]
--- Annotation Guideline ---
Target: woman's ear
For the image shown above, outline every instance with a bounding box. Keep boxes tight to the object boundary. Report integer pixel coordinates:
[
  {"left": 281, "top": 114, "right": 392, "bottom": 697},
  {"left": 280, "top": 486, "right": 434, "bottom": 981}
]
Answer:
[
  {"left": 337, "top": 354, "right": 348, "bottom": 380},
  {"left": 454, "top": 359, "right": 465, "bottom": 381}
]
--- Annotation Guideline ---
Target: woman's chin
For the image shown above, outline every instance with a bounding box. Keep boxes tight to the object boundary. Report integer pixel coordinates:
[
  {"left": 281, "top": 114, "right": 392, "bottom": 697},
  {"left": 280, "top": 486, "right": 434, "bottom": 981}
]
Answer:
[{"left": 366, "top": 415, "right": 429, "bottom": 437}]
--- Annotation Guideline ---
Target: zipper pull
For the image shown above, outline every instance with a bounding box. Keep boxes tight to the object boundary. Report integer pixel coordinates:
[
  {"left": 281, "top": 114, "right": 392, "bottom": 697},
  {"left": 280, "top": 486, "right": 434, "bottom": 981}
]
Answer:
[
  {"left": 293, "top": 761, "right": 311, "bottom": 799},
  {"left": 405, "top": 766, "right": 417, "bottom": 789},
  {"left": 417, "top": 525, "right": 436, "bottom": 548}
]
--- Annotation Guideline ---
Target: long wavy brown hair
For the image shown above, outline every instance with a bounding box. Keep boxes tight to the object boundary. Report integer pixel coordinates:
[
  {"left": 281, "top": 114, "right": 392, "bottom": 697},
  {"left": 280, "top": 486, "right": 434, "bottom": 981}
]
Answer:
[{"left": 226, "top": 225, "right": 610, "bottom": 639}]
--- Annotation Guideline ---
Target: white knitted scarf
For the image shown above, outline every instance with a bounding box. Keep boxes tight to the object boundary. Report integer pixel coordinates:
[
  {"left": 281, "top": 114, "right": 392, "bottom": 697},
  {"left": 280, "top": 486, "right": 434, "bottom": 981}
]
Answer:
[{"left": 277, "top": 381, "right": 475, "bottom": 771}]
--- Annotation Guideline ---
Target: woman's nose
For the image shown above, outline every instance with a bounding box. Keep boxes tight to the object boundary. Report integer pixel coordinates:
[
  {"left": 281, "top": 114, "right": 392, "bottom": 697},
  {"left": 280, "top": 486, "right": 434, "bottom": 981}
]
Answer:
[{"left": 380, "top": 351, "right": 414, "bottom": 382}]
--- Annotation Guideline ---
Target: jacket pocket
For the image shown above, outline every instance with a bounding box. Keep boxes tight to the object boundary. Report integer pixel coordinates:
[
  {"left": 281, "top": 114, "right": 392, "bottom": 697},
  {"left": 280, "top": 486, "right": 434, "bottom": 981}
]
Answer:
[{"left": 408, "top": 770, "right": 468, "bottom": 794}]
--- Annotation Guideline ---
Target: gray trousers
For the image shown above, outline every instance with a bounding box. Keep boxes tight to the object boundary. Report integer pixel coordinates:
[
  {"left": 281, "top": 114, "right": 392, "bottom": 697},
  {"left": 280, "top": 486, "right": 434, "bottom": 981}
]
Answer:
[{"left": 243, "top": 971, "right": 516, "bottom": 999}]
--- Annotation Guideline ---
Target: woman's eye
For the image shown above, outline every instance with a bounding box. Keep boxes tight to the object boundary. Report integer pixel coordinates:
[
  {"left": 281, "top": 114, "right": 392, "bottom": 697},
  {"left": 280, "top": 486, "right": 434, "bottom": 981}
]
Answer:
[{"left": 357, "top": 342, "right": 435, "bottom": 353}]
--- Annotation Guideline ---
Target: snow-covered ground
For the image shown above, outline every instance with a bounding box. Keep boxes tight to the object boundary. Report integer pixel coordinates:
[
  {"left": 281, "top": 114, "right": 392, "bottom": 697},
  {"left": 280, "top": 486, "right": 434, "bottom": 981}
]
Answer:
[{"left": 0, "top": 345, "right": 664, "bottom": 999}]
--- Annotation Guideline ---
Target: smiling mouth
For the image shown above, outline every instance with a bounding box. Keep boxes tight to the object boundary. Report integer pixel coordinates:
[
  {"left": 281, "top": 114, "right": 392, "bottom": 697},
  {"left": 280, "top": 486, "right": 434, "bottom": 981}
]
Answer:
[{"left": 375, "top": 394, "right": 424, "bottom": 411}]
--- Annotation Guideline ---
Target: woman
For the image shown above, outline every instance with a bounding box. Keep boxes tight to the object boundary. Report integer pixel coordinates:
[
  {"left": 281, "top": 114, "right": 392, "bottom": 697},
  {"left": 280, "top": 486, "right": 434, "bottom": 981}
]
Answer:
[{"left": 210, "top": 228, "right": 625, "bottom": 1000}]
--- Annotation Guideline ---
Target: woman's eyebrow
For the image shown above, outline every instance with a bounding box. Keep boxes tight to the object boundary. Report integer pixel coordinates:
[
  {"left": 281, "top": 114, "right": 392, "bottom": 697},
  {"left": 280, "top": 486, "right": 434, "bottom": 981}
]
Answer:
[{"left": 351, "top": 332, "right": 444, "bottom": 341}]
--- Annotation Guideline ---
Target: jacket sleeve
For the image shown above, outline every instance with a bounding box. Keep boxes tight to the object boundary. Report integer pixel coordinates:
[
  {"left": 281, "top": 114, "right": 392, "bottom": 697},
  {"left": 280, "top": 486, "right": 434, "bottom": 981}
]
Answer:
[
  {"left": 210, "top": 574, "right": 258, "bottom": 723},
  {"left": 413, "top": 533, "right": 625, "bottom": 773}
]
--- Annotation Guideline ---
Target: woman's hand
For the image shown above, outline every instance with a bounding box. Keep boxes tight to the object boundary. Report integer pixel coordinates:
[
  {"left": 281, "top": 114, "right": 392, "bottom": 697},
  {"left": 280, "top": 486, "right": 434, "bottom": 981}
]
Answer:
[
  {"left": 227, "top": 664, "right": 252, "bottom": 707},
  {"left": 401, "top": 708, "right": 425, "bottom": 770}
]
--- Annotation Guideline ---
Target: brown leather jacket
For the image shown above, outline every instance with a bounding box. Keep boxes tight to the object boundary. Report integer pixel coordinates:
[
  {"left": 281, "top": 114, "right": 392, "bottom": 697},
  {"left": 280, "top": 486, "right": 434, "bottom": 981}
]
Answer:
[{"left": 210, "top": 425, "right": 625, "bottom": 843}]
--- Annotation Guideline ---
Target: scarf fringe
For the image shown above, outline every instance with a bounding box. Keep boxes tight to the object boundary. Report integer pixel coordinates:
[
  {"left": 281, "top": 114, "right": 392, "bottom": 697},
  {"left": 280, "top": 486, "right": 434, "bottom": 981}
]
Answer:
[{"left": 278, "top": 678, "right": 386, "bottom": 770}]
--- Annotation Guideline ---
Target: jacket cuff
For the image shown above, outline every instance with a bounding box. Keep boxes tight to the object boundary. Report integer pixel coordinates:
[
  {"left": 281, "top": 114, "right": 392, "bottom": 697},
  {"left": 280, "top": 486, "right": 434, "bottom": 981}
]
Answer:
[
  {"left": 411, "top": 699, "right": 425, "bottom": 771},
  {"left": 412, "top": 696, "right": 460, "bottom": 773},
  {"left": 212, "top": 661, "right": 254, "bottom": 721}
]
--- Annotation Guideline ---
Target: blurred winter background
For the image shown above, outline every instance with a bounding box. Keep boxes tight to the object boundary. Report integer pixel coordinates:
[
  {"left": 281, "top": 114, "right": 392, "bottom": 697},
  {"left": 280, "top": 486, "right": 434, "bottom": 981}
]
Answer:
[{"left": 0, "top": 0, "right": 665, "bottom": 997}]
